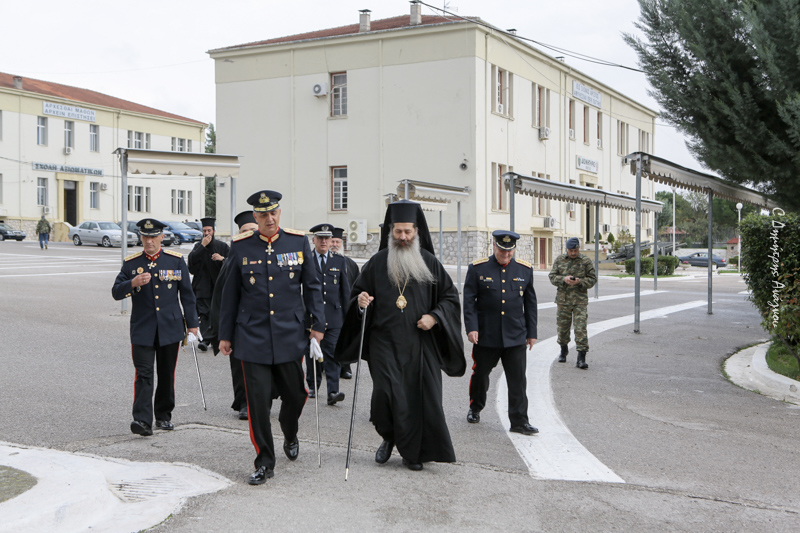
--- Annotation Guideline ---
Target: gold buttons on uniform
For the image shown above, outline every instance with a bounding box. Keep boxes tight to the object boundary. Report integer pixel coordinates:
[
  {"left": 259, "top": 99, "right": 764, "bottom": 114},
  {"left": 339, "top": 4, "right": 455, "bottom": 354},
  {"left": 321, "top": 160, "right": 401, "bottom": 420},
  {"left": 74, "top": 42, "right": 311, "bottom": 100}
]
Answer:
[
  {"left": 269, "top": 276, "right": 273, "bottom": 281},
  {"left": 502, "top": 289, "right": 506, "bottom": 293},
  {"left": 155, "top": 285, "right": 159, "bottom": 289},
  {"left": 156, "top": 307, "right": 160, "bottom": 311},
  {"left": 501, "top": 311, "right": 505, "bottom": 315},
  {"left": 155, "top": 295, "right": 159, "bottom": 299},
  {"left": 267, "top": 260, "right": 272, "bottom": 264},
  {"left": 270, "top": 293, "right": 274, "bottom": 297},
  {"left": 502, "top": 300, "right": 505, "bottom": 304},
  {"left": 502, "top": 280, "right": 506, "bottom": 283},
  {"left": 270, "top": 310, "right": 274, "bottom": 315}
]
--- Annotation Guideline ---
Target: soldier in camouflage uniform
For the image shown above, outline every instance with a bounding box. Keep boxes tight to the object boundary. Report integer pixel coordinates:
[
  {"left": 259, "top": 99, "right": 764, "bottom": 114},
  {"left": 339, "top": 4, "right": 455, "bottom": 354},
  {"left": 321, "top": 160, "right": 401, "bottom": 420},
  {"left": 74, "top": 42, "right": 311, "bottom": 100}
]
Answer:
[{"left": 548, "top": 237, "right": 596, "bottom": 369}]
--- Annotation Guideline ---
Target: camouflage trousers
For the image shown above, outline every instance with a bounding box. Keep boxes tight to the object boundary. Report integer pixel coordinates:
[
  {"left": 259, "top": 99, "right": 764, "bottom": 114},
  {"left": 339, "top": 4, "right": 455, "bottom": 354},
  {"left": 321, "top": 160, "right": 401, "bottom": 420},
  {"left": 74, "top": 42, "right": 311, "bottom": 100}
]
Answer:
[{"left": 556, "top": 301, "right": 589, "bottom": 352}]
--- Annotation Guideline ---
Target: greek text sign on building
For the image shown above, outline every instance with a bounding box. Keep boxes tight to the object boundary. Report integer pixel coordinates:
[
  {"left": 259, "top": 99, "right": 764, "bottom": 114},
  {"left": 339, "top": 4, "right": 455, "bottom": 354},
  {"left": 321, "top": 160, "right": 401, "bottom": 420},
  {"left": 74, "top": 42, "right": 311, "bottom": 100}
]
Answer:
[
  {"left": 576, "top": 156, "right": 598, "bottom": 174},
  {"left": 572, "top": 81, "right": 602, "bottom": 109},
  {"left": 43, "top": 101, "right": 97, "bottom": 122},
  {"left": 33, "top": 162, "right": 104, "bottom": 176}
]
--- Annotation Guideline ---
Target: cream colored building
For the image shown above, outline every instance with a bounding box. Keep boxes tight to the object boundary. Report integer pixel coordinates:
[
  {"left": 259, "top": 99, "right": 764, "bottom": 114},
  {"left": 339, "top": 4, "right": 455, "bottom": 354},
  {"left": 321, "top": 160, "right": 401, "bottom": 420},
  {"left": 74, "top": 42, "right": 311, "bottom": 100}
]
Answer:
[
  {"left": 209, "top": 5, "right": 658, "bottom": 266},
  {"left": 0, "top": 72, "right": 206, "bottom": 239}
]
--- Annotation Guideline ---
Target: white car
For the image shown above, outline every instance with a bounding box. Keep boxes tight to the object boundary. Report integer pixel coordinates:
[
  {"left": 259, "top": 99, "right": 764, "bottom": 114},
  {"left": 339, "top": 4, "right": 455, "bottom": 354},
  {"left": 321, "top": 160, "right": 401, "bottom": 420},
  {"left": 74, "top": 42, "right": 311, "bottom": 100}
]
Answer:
[{"left": 69, "top": 221, "right": 137, "bottom": 248}]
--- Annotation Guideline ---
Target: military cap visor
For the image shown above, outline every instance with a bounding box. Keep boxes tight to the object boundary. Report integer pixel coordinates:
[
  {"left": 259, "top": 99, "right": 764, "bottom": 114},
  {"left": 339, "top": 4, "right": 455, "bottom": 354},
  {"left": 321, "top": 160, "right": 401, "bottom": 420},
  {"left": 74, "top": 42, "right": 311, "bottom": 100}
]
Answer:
[
  {"left": 310, "top": 223, "right": 333, "bottom": 237},
  {"left": 493, "top": 229, "right": 520, "bottom": 250},
  {"left": 137, "top": 218, "right": 166, "bottom": 236},
  {"left": 246, "top": 190, "right": 282, "bottom": 212}
]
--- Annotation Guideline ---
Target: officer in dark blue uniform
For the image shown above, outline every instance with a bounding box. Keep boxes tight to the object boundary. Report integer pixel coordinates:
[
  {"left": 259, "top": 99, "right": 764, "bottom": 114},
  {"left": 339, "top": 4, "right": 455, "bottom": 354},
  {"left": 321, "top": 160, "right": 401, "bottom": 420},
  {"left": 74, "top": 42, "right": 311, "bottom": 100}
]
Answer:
[
  {"left": 463, "top": 230, "right": 539, "bottom": 436},
  {"left": 219, "top": 190, "right": 325, "bottom": 485},
  {"left": 112, "top": 219, "right": 199, "bottom": 436},
  {"left": 331, "top": 226, "right": 360, "bottom": 380},
  {"left": 305, "top": 223, "right": 350, "bottom": 405}
]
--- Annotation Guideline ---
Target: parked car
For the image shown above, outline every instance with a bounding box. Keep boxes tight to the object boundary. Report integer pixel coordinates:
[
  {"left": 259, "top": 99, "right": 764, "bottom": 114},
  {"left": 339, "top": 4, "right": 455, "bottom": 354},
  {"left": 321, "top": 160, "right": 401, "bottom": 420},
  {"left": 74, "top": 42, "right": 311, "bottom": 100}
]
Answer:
[
  {"left": 163, "top": 221, "right": 203, "bottom": 245},
  {"left": 0, "top": 222, "right": 26, "bottom": 241},
  {"left": 69, "top": 221, "right": 137, "bottom": 248},
  {"left": 183, "top": 220, "right": 203, "bottom": 231},
  {"left": 119, "top": 221, "right": 175, "bottom": 247},
  {"left": 678, "top": 252, "right": 727, "bottom": 268}
]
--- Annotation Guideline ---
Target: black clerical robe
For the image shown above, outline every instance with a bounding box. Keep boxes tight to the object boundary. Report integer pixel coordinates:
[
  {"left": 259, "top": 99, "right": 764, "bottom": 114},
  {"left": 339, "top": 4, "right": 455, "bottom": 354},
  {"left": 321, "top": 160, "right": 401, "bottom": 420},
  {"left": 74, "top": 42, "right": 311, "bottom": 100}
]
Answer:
[{"left": 335, "top": 248, "right": 464, "bottom": 464}]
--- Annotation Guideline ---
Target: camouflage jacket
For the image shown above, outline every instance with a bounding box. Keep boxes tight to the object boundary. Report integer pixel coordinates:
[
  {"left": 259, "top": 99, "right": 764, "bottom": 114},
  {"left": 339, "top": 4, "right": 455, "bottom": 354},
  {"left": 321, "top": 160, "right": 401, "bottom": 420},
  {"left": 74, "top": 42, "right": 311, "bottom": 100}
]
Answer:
[
  {"left": 548, "top": 253, "right": 597, "bottom": 304},
  {"left": 36, "top": 219, "right": 51, "bottom": 234}
]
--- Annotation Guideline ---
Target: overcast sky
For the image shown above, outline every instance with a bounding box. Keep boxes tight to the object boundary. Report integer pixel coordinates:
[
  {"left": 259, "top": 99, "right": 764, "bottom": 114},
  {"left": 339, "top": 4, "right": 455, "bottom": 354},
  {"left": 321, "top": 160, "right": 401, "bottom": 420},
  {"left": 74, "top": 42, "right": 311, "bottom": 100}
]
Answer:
[{"left": 2, "top": 0, "right": 701, "bottom": 175}]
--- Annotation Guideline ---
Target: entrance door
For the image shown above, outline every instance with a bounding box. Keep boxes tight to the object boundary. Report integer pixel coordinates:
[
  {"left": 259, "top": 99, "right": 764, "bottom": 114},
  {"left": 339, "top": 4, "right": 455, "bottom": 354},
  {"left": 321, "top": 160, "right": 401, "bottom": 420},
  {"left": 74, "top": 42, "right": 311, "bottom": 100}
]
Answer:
[
  {"left": 539, "top": 238, "right": 547, "bottom": 269},
  {"left": 64, "top": 181, "right": 77, "bottom": 226}
]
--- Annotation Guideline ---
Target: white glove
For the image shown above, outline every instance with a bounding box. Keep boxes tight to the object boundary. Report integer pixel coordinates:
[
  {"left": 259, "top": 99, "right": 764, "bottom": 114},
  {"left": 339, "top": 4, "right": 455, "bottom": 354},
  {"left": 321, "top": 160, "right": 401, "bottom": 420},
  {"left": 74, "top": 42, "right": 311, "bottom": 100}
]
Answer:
[
  {"left": 187, "top": 331, "right": 203, "bottom": 343},
  {"left": 310, "top": 338, "right": 324, "bottom": 362}
]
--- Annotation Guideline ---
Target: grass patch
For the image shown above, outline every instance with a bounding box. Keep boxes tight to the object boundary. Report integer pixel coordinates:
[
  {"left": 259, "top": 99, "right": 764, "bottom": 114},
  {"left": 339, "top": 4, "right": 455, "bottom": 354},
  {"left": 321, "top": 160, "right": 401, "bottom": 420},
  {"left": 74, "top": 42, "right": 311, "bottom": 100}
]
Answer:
[{"left": 766, "top": 341, "right": 800, "bottom": 381}]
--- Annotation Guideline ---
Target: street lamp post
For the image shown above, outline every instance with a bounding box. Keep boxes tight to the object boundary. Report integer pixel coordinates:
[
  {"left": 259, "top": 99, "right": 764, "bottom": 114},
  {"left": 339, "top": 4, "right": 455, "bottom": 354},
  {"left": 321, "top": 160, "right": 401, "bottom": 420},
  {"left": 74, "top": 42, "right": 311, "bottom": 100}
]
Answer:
[
  {"left": 736, "top": 202, "right": 743, "bottom": 273},
  {"left": 671, "top": 187, "right": 676, "bottom": 256}
]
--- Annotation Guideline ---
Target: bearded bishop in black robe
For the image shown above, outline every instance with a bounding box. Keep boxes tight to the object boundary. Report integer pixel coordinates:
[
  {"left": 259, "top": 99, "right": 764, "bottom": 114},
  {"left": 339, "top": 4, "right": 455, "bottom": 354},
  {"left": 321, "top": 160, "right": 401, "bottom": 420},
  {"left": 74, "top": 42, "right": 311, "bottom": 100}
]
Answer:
[{"left": 335, "top": 200, "right": 464, "bottom": 469}]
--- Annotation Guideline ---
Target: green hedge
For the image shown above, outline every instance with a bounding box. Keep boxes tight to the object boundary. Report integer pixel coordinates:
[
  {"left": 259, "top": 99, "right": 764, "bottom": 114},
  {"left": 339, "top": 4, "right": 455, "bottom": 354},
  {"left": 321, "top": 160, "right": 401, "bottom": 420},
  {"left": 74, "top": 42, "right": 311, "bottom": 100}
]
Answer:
[
  {"left": 740, "top": 210, "right": 800, "bottom": 373},
  {"left": 624, "top": 255, "right": 679, "bottom": 275}
]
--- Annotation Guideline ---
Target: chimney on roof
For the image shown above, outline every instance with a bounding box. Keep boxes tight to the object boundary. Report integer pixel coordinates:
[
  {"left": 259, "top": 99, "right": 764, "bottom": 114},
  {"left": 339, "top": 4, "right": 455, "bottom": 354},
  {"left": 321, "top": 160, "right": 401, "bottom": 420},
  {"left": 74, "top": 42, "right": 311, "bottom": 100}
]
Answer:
[
  {"left": 359, "top": 9, "right": 371, "bottom": 32},
  {"left": 410, "top": 1, "right": 422, "bottom": 25},
  {"left": 13, "top": 76, "right": 23, "bottom": 90}
]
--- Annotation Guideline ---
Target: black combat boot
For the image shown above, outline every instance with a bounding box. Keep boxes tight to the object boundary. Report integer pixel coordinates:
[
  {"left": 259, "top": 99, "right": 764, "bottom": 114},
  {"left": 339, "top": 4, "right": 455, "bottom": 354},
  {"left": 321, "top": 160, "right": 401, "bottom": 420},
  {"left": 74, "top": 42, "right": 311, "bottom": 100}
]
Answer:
[
  {"left": 558, "top": 344, "right": 568, "bottom": 363},
  {"left": 576, "top": 351, "right": 588, "bottom": 369}
]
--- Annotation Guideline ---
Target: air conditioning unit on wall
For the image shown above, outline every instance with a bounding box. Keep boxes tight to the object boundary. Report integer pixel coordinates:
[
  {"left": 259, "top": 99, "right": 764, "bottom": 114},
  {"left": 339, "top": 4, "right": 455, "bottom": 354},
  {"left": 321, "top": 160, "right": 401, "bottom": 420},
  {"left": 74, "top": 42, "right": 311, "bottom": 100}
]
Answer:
[
  {"left": 100, "top": 183, "right": 109, "bottom": 190},
  {"left": 312, "top": 82, "right": 329, "bottom": 97},
  {"left": 569, "top": 128, "right": 575, "bottom": 139},
  {"left": 64, "top": 147, "right": 73, "bottom": 155},
  {"left": 43, "top": 206, "right": 51, "bottom": 214},
  {"left": 567, "top": 202, "right": 576, "bottom": 212},
  {"left": 543, "top": 216, "right": 556, "bottom": 228},
  {"left": 348, "top": 219, "right": 367, "bottom": 244},
  {"left": 497, "top": 103, "right": 504, "bottom": 115},
  {"left": 539, "top": 127, "right": 550, "bottom": 140}
]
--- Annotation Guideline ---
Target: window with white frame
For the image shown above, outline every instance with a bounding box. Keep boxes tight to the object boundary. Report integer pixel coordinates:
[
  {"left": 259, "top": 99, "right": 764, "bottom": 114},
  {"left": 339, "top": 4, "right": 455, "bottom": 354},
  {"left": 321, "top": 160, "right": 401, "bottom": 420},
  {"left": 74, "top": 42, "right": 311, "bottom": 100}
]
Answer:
[
  {"left": 172, "top": 189, "right": 189, "bottom": 214},
  {"left": 492, "top": 65, "right": 513, "bottom": 117},
  {"left": 89, "top": 124, "right": 99, "bottom": 152},
  {"left": 639, "top": 130, "right": 650, "bottom": 152},
  {"left": 533, "top": 84, "right": 550, "bottom": 128},
  {"left": 178, "top": 138, "right": 185, "bottom": 152},
  {"left": 37, "top": 178, "right": 48, "bottom": 206},
  {"left": 187, "top": 139, "right": 192, "bottom": 153},
  {"left": 127, "top": 130, "right": 132, "bottom": 148},
  {"left": 187, "top": 191, "right": 192, "bottom": 215},
  {"left": 332, "top": 167, "right": 348, "bottom": 211},
  {"left": 568, "top": 100, "right": 575, "bottom": 138},
  {"left": 331, "top": 72, "right": 347, "bottom": 117},
  {"left": 145, "top": 134, "right": 151, "bottom": 149},
  {"left": 90, "top": 182, "right": 99, "bottom": 209},
  {"left": 135, "top": 132, "right": 143, "bottom": 149},
  {"left": 134, "top": 186, "right": 143, "bottom": 212},
  {"left": 64, "top": 121, "right": 74, "bottom": 149},
  {"left": 127, "top": 186, "right": 134, "bottom": 211},
  {"left": 491, "top": 162, "right": 511, "bottom": 211},
  {"left": 618, "top": 120, "right": 629, "bottom": 155},
  {"left": 37, "top": 117, "right": 48, "bottom": 145},
  {"left": 597, "top": 111, "right": 603, "bottom": 148},
  {"left": 145, "top": 187, "right": 151, "bottom": 212},
  {"left": 583, "top": 106, "right": 590, "bottom": 144}
]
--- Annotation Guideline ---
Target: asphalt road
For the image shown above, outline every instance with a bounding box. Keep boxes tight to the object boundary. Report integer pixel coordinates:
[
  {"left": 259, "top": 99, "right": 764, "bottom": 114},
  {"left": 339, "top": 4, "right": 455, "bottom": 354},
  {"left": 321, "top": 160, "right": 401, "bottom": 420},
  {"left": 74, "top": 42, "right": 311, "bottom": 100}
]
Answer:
[{"left": 1, "top": 240, "right": 798, "bottom": 532}]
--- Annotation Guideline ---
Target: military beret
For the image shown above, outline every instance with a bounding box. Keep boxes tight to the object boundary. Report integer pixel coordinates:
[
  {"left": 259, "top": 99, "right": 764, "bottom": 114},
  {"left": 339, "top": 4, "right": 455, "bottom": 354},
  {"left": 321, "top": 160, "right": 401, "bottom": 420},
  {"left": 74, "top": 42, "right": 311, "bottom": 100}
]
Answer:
[{"left": 566, "top": 237, "right": 580, "bottom": 250}]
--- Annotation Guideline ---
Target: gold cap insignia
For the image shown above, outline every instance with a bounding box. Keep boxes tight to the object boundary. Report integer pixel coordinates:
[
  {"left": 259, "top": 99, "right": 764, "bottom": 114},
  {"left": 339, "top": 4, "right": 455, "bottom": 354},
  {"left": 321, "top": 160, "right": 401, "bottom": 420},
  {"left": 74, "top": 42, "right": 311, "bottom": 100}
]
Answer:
[
  {"left": 260, "top": 193, "right": 270, "bottom": 204},
  {"left": 145, "top": 221, "right": 154, "bottom": 229},
  {"left": 503, "top": 236, "right": 511, "bottom": 243}
]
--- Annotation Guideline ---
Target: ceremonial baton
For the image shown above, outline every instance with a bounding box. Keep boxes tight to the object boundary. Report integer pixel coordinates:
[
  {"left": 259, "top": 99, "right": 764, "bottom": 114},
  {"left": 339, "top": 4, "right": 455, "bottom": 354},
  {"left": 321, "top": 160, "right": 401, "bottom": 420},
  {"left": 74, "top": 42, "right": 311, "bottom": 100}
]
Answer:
[
  {"left": 345, "top": 305, "right": 368, "bottom": 481},
  {"left": 311, "top": 338, "right": 322, "bottom": 467},
  {"left": 188, "top": 332, "right": 207, "bottom": 410}
]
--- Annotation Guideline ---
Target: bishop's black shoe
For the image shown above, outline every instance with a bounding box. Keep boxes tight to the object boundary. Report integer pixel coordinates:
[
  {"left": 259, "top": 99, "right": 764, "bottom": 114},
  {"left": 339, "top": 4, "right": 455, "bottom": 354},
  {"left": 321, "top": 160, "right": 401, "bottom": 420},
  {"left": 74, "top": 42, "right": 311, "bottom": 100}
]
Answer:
[
  {"left": 308, "top": 389, "right": 316, "bottom": 399},
  {"left": 197, "top": 342, "right": 208, "bottom": 352},
  {"left": 375, "top": 439, "right": 394, "bottom": 464},
  {"left": 155, "top": 420, "right": 174, "bottom": 430},
  {"left": 340, "top": 368, "right": 353, "bottom": 379},
  {"left": 283, "top": 438, "right": 299, "bottom": 461},
  {"left": 238, "top": 405, "right": 248, "bottom": 420},
  {"left": 248, "top": 466, "right": 274, "bottom": 485},
  {"left": 327, "top": 391, "right": 345, "bottom": 406},
  {"left": 402, "top": 458, "right": 423, "bottom": 471},
  {"left": 130, "top": 420, "right": 153, "bottom": 436},
  {"left": 510, "top": 423, "right": 539, "bottom": 436},
  {"left": 467, "top": 408, "right": 480, "bottom": 424}
]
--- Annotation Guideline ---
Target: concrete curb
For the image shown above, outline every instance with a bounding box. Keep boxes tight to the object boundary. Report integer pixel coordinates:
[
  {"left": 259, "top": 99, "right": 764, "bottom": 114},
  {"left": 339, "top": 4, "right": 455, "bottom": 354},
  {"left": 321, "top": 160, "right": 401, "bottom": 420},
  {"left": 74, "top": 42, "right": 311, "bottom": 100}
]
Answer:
[{"left": 725, "top": 343, "right": 800, "bottom": 405}]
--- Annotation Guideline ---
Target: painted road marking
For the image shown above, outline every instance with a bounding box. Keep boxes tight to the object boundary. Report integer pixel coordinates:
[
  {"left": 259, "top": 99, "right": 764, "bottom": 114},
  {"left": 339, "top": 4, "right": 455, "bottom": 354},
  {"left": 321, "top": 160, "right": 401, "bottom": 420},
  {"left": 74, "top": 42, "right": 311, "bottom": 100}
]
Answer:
[{"left": 496, "top": 300, "right": 707, "bottom": 483}]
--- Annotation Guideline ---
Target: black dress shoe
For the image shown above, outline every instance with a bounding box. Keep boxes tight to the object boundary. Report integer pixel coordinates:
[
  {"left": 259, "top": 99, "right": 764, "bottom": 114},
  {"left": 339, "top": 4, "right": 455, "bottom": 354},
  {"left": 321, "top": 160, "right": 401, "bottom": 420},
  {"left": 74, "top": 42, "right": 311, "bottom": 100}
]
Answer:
[
  {"left": 130, "top": 420, "right": 153, "bottom": 436},
  {"left": 340, "top": 368, "right": 353, "bottom": 379},
  {"left": 238, "top": 405, "right": 248, "bottom": 420},
  {"left": 510, "top": 423, "right": 539, "bottom": 436},
  {"left": 467, "top": 408, "right": 480, "bottom": 424},
  {"left": 402, "top": 458, "right": 423, "bottom": 471},
  {"left": 155, "top": 420, "right": 174, "bottom": 430},
  {"left": 375, "top": 439, "right": 394, "bottom": 464},
  {"left": 283, "top": 438, "right": 299, "bottom": 461},
  {"left": 308, "top": 389, "right": 316, "bottom": 399},
  {"left": 327, "top": 391, "right": 345, "bottom": 405},
  {"left": 248, "top": 465, "right": 274, "bottom": 485},
  {"left": 197, "top": 342, "right": 208, "bottom": 352}
]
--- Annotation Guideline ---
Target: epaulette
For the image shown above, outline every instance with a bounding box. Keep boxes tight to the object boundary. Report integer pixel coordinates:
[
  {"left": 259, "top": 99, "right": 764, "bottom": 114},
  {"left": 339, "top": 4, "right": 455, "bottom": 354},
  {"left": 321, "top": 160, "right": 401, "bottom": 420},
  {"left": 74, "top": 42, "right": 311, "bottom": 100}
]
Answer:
[
  {"left": 283, "top": 228, "right": 305, "bottom": 236},
  {"left": 233, "top": 230, "right": 254, "bottom": 242},
  {"left": 124, "top": 251, "right": 143, "bottom": 262},
  {"left": 515, "top": 258, "right": 532, "bottom": 268},
  {"left": 472, "top": 257, "right": 489, "bottom": 265},
  {"left": 164, "top": 249, "right": 183, "bottom": 258}
]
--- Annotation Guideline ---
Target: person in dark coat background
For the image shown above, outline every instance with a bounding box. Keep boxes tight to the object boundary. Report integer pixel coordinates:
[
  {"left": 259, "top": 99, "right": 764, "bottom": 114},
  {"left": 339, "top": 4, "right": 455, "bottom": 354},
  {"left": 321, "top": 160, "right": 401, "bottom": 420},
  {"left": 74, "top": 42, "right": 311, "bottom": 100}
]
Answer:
[
  {"left": 330, "top": 226, "right": 360, "bottom": 380},
  {"left": 112, "top": 218, "right": 199, "bottom": 437},
  {"left": 188, "top": 217, "right": 229, "bottom": 351}
]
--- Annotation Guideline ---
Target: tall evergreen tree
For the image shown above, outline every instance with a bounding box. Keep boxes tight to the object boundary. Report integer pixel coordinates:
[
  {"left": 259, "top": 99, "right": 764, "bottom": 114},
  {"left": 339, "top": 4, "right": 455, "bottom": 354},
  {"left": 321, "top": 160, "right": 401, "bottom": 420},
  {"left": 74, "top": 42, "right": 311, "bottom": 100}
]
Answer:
[
  {"left": 204, "top": 123, "right": 216, "bottom": 217},
  {"left": 624, "top": 0, "right": 800, "bottom": 211}
]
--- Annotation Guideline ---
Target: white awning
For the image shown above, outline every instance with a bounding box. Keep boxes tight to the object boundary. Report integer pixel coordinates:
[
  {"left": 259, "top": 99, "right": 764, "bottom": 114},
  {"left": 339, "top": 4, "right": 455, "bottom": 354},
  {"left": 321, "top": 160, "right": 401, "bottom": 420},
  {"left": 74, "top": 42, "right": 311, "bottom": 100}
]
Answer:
[
  {"left": 397, "top": 180, "right": 471, "bottom": 206},
  {"left": 385, "top": 193, "right": 448, "bottom": 212},
  {"left": 505, "top": 172, "right": 663, "bottom": 213},
  {"left": 115, "top": 148, "right": 240, "bottom": 178},
  {"left": 628, "top": 152, "right": 777, "bottom": 208}
]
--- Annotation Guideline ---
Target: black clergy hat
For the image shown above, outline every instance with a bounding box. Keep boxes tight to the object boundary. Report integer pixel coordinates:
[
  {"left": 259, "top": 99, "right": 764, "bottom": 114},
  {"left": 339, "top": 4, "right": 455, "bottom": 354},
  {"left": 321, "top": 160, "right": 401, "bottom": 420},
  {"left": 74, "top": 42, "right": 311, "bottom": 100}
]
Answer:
[
  {"left": 200, "top": 217, "right": 216, "bottom": 229},
  {"left": 310, "top": 223, "right": 333, "bottom": 237},
  {"left": 233, "top": 210, "right": 256, "bottom": 230},
  {"left": 332, "top": 227, "right": 345, "bottom": 240},
  {"left": 379, "top": 200, "right": 435, "bottom": 254},
  {"left": 137, "top": 218, "right": 166, "bottom": 237},
  {"left": 246, "top": 190, "right": 281, "bottom": 212},
  {"left": 493, "top": 230, "right": 520, "bottom": 250}
]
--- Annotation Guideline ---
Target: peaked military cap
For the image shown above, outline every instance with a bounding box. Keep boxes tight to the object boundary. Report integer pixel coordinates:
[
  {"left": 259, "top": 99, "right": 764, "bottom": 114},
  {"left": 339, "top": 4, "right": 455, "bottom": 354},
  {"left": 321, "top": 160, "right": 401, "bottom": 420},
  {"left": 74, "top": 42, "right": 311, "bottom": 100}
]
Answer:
[
  {"left": 246, "top": 190, "right": 281, "bottom": 212},
  {"left": 310, "top": 223, "right": 333, "bottom": 237},
  {"left": 566, "top": 237, "right": 580, "bottom": 250},
  {"left": 331, "top": 227, "right": 345, "bottom": 240},
  {"left": 233, "top": 210, "right": 256, "bottom": 230},
  {"left": 137, "top": 218, "right": 166, "bottom": 237},
  {"left": 200, "top": 217, "right": 216, "bottom": 228},
  {"left": 493, "top": 229, "right": 520, "bottom": 250}
]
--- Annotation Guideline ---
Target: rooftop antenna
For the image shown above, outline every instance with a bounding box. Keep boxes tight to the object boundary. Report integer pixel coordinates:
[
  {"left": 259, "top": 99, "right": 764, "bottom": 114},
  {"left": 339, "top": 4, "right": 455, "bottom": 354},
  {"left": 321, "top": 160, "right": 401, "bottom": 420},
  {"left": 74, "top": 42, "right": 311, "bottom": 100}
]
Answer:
[{"left": 443, "top": 1, "right": 458, "bottom": 13}]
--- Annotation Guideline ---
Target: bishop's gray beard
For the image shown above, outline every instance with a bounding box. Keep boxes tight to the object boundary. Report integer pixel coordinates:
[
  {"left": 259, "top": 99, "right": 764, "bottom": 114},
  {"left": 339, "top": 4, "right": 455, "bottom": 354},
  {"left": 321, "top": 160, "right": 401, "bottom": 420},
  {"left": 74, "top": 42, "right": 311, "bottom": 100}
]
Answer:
[{"left": 387, "top": 235, "right": 436, "bottom": 287}]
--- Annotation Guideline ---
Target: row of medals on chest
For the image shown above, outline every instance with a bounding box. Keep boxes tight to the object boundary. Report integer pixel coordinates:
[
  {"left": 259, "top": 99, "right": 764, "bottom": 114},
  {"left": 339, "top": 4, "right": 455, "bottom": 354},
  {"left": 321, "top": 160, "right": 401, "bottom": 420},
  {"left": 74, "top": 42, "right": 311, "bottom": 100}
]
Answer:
[{"left": 243, "top": 244, "right": 303, "bottom": 285}]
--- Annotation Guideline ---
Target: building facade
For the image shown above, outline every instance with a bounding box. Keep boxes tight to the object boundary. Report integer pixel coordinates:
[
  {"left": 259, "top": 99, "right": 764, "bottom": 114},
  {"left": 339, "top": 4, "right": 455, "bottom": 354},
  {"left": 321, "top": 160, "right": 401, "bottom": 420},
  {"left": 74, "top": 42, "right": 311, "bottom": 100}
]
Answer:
[
  {"left": 0, "top": 73, "right": 206, "bottom": 238},
  {"left": 209, "top": 6, "right": 658, "bottom": 266}
]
